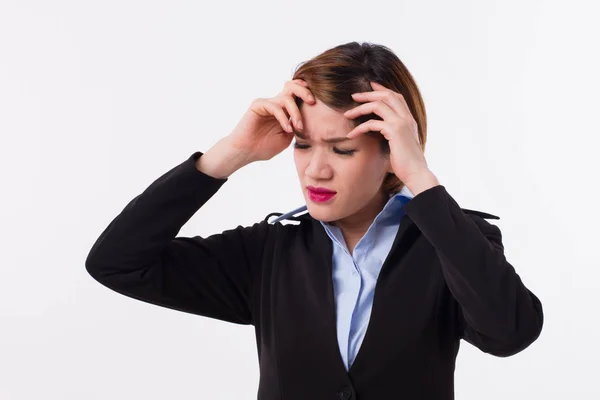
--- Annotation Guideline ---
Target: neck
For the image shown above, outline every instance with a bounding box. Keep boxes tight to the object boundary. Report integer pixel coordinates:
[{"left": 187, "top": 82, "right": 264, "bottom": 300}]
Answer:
[{"left": 330, "top": 189, "right": 390, "bottom": 252}]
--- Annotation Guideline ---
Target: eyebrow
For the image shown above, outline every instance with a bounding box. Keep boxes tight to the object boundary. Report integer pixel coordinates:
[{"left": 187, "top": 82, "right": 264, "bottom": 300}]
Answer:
[{"left": 293, "top": 130, "right": 351, "bottom": 143}]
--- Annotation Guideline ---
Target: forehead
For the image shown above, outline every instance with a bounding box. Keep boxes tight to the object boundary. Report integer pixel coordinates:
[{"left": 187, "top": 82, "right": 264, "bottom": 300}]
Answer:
[{"left": 297, "top": 99, "right": 355, "bottom": 142}]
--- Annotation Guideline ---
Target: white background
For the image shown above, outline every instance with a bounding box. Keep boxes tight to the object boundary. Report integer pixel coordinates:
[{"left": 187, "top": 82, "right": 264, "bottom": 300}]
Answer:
[{"left": 1, "top": 0, "right": 598, "bottom": 398}]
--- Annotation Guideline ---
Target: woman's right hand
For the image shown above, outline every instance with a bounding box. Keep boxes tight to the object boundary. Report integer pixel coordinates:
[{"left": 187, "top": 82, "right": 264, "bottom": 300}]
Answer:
[{"left": 226, "top": 79, "right": 316, "bottom": 163}]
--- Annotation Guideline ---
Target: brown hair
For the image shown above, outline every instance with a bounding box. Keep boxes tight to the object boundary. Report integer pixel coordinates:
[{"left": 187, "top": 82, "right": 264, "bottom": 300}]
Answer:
[{"left": 292, "top": 41, "right": 427, "bottom": 195}]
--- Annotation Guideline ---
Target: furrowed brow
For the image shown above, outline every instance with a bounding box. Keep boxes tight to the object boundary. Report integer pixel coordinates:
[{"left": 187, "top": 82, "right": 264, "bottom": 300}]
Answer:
[{"left": 293, "top": 130, "right": 351, "bottom": 143}]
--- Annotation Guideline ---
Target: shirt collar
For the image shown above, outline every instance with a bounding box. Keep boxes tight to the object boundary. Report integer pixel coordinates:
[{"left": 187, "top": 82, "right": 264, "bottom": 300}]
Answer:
[
  {"left": 320, "top": 185, "right": 413, "bottom": 229},
  {"left": 270, "top": 186, "right": 414, "bottom": 225}
]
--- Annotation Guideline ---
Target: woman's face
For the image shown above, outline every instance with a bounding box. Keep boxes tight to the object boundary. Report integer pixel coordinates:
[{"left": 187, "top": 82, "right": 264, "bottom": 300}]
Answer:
[{"left": 293, "top": 98, "right": 393, "bottom": 223}]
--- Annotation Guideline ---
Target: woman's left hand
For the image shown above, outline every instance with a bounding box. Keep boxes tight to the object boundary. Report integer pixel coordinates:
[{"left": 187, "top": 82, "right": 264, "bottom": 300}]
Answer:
[{"left": 344, "top": 81, "right": 440, "bottom": 195}]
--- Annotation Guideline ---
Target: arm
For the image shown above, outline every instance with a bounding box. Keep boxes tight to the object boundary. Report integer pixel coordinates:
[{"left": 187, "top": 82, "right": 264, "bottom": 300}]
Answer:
[
  {"left": 402, "top": 185, "right": 544, "bottom": 357},
  {"left": 85, "top": 147, "right": 268, "bottom": 325}
]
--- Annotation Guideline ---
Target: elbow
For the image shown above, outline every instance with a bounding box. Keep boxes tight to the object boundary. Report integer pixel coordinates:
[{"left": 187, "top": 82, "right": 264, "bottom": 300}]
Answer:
[
  {"left": 85, "top": 252, "right": 108, "bottom": 283},
  {"left": 467, "top": 293, "right": 544, "bottom": 358},
  {"left": 490, "top": 296, "right": 544, "bottom": 358},
  {"left": 493, "top": 322, "right": 543, "bottom": 358},
  {"left": 85, "top": 247, "right": 155, "bottom": 294},
  {"left": 84, "top": 254, "right": 133, "bottom": 294},
  {"left": 85, "top": 245, "right": 115, "bottom": 284},
  {"left": 85, "top": 234, "right": 109, "bottom": 280}
]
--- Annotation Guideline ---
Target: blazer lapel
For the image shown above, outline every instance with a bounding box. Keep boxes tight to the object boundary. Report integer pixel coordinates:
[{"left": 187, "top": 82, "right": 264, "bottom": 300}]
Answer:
[{"left": 300, "top": 212, "right": 419, "bottom": 375}]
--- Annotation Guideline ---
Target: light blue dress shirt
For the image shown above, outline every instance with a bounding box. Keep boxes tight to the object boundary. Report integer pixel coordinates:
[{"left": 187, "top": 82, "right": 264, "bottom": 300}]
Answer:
[
  {"left": 320, "top": 186, "right": 414, "bottom": 370},
  {"left": 271, "top": 186, "right": 415, "bottom": 371}
]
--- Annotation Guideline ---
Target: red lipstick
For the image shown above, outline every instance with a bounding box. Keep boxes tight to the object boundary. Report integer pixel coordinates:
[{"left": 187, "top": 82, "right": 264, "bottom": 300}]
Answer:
[{"left": 307, "top": 186, "right": 337, "bottom": 203}]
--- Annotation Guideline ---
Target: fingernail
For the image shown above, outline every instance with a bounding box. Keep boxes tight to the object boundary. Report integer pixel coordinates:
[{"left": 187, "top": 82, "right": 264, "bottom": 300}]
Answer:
[{"left": 298, "top": 120, "right": 303, "bottom": 130}]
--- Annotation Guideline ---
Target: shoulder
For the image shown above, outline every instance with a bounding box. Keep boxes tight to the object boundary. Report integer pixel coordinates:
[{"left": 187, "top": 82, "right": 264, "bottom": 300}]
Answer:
[
  {"left": 461, "top": 208, "right": 504, "bottom": 249},
  {"left": 260, "top": 210, "right": 317, "bottom": 242},
  {"left": 257, "top": 210, "right": 308, "bottom": 235},
  {"left": 460, "top": 207, "right": 500, "bottom": 221}
]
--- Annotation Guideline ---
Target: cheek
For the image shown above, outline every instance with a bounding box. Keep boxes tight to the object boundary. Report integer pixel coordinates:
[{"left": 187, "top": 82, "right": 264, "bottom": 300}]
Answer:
[
  {"left": 293, "top": 151, "right": 308, "bottom": 175},
  {"left": 346, "top": 156, "right": 375, "bottom": 176},
  {"left": 292, "top": 151, "right": 302, "bottom": 168},
  {"left": 346, "top": 157, "right": 387, "bottom": 186},
  {"left": 293, "top": 151, "right": 380, "bottom": 184}
]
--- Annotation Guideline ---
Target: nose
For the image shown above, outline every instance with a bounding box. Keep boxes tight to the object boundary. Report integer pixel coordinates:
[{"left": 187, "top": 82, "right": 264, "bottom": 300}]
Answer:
[{"left": 305, "top": 149, "right": 333, "bottom": 180}]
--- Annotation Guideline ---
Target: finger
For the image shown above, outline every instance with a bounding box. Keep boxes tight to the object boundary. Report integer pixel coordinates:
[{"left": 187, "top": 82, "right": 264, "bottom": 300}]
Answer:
[
  {"left": 293, "top": 82, "right": 316, "bottom": 104},
  {"left": 381, "top": 85, "right": 411, "bottom": 114},
  {"left": 370, "top": 81, "right": 387, "bottom": 90},
  {"left": 396, "top": 94, "right": 411, "bottom": 115},
  {"left": 281, "top": 87, "right": 315, "bottom": 130},
  {"left": 284, "top": 80, "right": 315, "bottom": 104},
  {"left": 293, "top": 79, "right": 309, "bottom": 87},
  {"left": 283, "top": 96, "right": 303, "bottom": 131},
  {"left": 346, "top": 120, "right": 386, "bottom": 140},
  {"left": 344, "top": 100, "right": 395, "bottom": 122},
  {"left": 351, "top": 89, "right": 407, "bottom": 117},
  {"left": 286, "top": 80, "right": 315, "bottom": 103},
  {"left": 264, "top": 100, "right": 293, "bottom": 133}
]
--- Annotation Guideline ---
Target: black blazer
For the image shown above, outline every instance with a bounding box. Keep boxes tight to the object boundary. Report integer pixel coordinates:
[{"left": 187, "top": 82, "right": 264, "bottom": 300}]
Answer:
[{"left": 86, "top": 151, "right": 544, "bottom": 400}]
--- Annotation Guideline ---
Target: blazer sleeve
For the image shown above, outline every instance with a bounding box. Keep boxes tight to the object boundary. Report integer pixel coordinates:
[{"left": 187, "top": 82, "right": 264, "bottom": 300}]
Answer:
[
  {"left": 402, "top": 184, "right": 544, "bottom": 357},
  {"left": 85, "top": 151, "right": 271, "bottom": 325}
]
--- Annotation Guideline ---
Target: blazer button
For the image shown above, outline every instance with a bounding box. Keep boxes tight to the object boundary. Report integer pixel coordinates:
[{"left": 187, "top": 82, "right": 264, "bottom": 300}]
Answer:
[{"left": 336, "top": 388, "right": 352, "bottom": 399}]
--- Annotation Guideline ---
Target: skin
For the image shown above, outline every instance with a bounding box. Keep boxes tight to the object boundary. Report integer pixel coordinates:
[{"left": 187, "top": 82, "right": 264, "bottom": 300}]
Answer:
[
  {"left": 293, "top": 98, "right": 395, "bottom": 253},
  {"left": 214, "top": 78, "right": 439, "bottom": 255},
  {"left": 293, "top": 81, "right": 440, "bottom": 254}
]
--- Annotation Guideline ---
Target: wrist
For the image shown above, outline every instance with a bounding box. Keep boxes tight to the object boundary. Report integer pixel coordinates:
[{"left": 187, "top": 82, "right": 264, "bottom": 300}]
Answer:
[
  {"left": 404, "top": 170, "right": 440, "bottom": 196},
  {"left": 196, "top": 137, "right": 253, "bottom": 179}
]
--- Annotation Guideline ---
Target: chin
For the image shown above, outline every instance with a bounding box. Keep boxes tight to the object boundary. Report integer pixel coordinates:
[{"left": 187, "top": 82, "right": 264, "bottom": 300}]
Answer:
[{"left": 306, "top": 205, "right": 342, "bottom": 223}]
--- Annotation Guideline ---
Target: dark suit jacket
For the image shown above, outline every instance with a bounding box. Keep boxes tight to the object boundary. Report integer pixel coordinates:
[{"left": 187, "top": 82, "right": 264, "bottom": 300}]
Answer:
[{"left": 85, "top": 151, "right": 544, "bottom": 400}]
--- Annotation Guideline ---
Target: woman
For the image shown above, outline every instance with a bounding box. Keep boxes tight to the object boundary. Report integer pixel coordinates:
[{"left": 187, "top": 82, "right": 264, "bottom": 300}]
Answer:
[{"left": 86, "top": 41, "right": 543, "bottom": 399}]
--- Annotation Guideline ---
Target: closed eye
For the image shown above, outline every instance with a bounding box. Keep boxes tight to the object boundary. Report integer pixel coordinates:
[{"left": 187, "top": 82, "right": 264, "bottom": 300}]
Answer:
[{"left": 293, "top": 142, "right": 357, "bottom": 156}]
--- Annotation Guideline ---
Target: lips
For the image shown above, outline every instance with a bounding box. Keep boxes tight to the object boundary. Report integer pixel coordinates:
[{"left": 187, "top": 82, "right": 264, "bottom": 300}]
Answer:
[
  {"left": 307, "top": 186, "right": 336, "bottom": 194},
  {"left": 307, "top": 186, "right": 337, "bottom": 203}
]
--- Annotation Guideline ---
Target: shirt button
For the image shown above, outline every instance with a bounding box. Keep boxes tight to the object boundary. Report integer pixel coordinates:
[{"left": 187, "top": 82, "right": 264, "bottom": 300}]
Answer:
[{"left": 336, "top": 387, "right": 353, "bottom": 399}]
